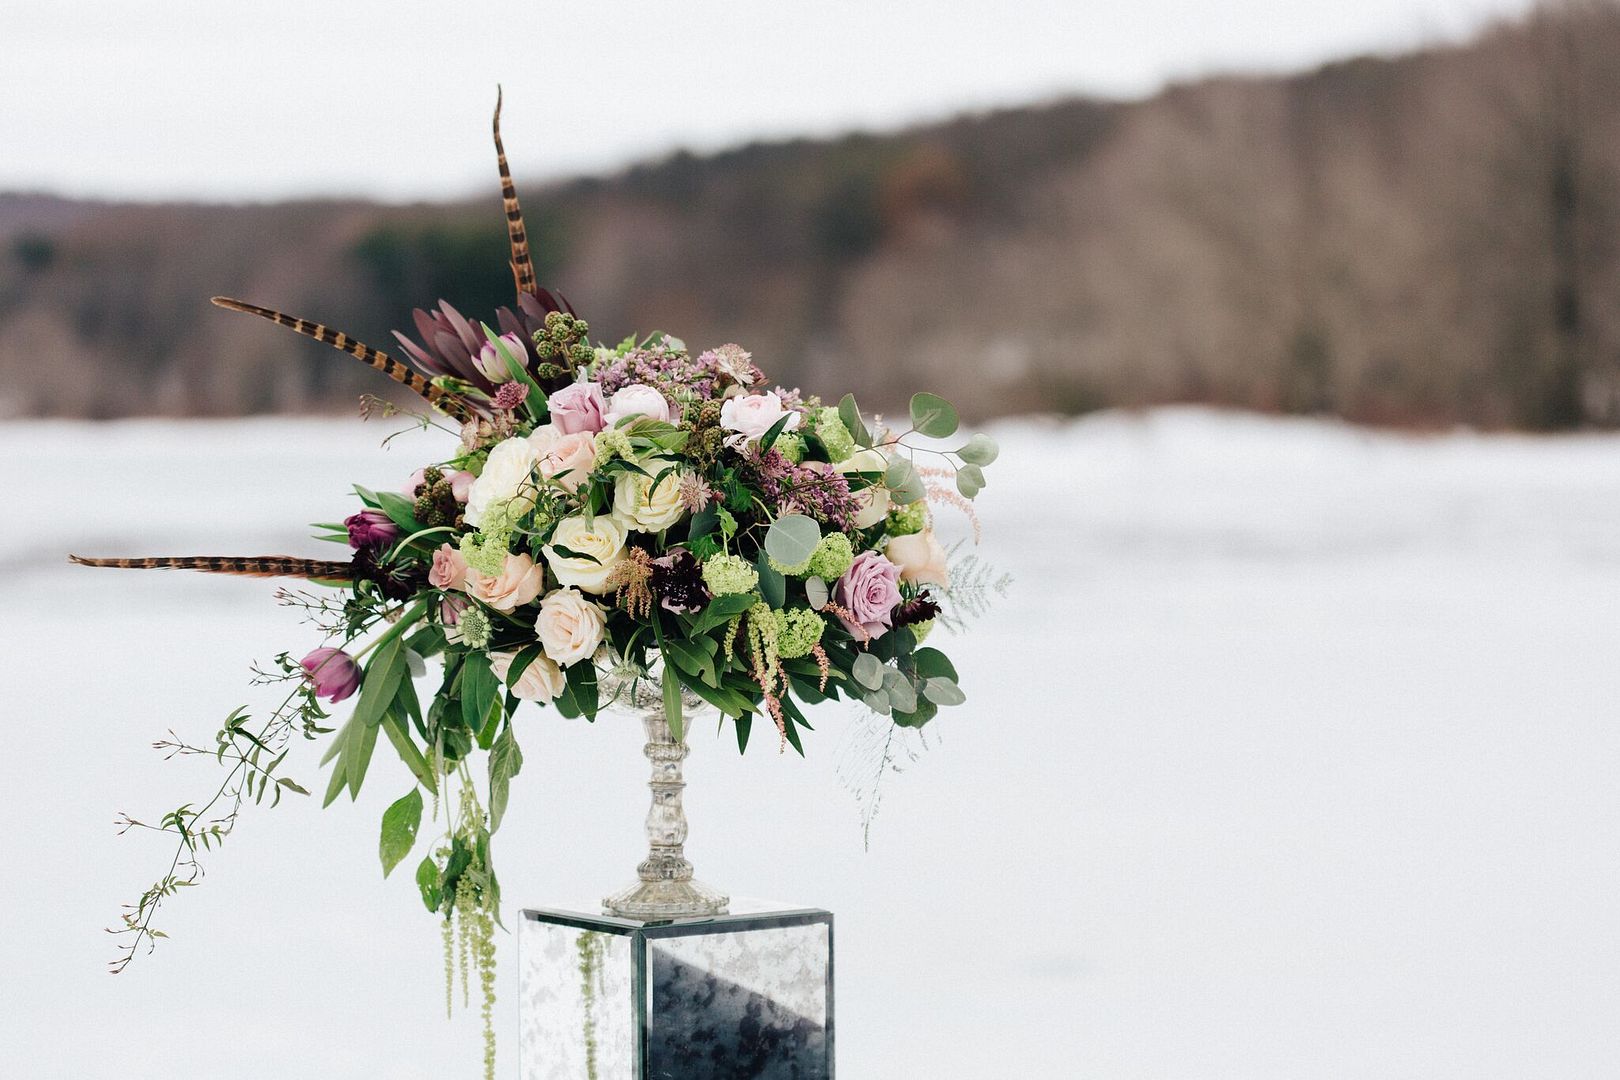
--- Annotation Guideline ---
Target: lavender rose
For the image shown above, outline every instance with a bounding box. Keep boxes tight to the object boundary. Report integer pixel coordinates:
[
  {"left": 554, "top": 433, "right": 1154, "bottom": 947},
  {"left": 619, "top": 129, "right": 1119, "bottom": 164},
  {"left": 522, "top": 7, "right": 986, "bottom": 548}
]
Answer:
[
  {"left": 547, "top": 380, "right": 607, "bottom": 435},
  {"left": 300, "top": 647, "right": 362, "bottom": 703},
  {"left": 833, "top": 550, "right": 903, "bottom": 640},
  {"left": 344, "top": 509, "right": 399, "bottom": 549}
]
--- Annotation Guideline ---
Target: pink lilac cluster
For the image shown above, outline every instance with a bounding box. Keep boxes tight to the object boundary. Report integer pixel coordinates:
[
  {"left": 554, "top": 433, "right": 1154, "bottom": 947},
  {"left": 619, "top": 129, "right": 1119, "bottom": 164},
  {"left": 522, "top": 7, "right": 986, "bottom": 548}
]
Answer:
[
  {"left": 746, "top": 447, "right": 859, "bottom": 530},
  {"left": 598, "top": 343, "right": 764, "bottom": 402}
]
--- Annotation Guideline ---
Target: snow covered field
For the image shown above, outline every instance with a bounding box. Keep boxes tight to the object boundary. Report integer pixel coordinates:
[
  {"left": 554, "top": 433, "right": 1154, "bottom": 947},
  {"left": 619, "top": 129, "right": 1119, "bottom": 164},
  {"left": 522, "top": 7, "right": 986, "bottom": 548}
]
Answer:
[{"left": 3, "top": 408, "right": 1618, "bottom": 1079}]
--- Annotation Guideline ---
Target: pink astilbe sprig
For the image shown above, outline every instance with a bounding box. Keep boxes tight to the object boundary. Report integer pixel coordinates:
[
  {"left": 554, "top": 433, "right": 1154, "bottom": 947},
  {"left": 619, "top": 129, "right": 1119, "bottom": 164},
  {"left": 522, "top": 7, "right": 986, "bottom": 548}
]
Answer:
[
  {"left": 809, "top": 642, "right": 831, "bottom": 693},
  {"left": 926, "top": 483, "right": 982, "bottom": 543}
]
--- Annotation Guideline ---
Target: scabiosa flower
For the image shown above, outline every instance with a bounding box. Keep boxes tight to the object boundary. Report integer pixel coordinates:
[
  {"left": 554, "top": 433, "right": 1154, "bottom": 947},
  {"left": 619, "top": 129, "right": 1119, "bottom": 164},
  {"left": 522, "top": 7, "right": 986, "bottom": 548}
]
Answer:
[
  {"left": 491, "top": 381, "right": 530, "bottom": 412},
  {"left": 697, "top": 343, "right": 762, "bottom": 388},
  {"left": 345, "top": 509, "right": 399, "bottom": 549},
  {"left": 457, "top": 604, "right": 493, "bottom": 650},
  {"left": 301, "top": 647, "right": 362, "bottom": 703},
  {"left": 650, "top": 549, "right": 710, "bottom": 614}
]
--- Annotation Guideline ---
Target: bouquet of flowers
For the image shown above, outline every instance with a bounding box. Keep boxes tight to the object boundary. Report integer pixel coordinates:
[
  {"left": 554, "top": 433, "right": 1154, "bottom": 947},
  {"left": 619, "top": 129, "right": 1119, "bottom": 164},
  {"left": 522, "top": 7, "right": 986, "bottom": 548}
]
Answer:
[{"left": 75, "top": 93, "right": 997, "bottom": 1078}]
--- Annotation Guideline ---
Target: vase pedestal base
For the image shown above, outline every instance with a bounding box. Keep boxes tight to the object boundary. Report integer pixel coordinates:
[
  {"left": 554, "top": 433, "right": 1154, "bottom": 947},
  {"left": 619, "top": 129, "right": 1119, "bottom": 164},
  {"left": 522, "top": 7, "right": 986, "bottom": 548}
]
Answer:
[
  {"left": 519, "top": 900, "right": 834, "bottom": 1080},
  {"left": 601, "top": 874, "right": 730, "bottom": 920}
]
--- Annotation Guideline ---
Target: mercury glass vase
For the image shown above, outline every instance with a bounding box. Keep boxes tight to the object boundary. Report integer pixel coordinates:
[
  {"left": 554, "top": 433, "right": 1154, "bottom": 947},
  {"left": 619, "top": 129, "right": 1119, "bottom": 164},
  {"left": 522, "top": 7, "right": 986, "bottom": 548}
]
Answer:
[{"left": 599, "top": 666, "right": 729, "bottom": 920}]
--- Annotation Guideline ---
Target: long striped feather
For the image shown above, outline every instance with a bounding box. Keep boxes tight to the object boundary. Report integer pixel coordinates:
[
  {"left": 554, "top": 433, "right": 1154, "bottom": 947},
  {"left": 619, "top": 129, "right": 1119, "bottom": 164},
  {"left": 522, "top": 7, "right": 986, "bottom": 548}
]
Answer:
[
  {"left": 493, "top": 87, "right": 538, "bottom": 296},
  {"left": 210, "top": 297, "right": 471, "bottom": 420},
  {"left": 69, "top": 555, "right": 356, "bottom": 580}
]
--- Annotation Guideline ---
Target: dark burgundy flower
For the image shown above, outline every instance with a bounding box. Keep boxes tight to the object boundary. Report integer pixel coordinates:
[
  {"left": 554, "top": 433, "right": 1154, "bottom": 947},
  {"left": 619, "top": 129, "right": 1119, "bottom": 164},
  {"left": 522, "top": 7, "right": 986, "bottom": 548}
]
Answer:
[
  {"left": 650, "top": 548, "right": 710, "bottom": 614},
  {"left": 345, "top": 509, "right": 400, "bottom": 549}
]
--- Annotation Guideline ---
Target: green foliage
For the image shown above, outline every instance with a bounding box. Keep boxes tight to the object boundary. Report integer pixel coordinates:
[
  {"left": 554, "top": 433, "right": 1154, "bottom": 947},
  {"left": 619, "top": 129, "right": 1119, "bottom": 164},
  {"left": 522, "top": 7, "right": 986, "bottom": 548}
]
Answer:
[
  {"left": 908, "top": 392, "right": 959, "bottom": 438},
  {"left": 380, "top": 788, "right": 424, "bottom": 877}
]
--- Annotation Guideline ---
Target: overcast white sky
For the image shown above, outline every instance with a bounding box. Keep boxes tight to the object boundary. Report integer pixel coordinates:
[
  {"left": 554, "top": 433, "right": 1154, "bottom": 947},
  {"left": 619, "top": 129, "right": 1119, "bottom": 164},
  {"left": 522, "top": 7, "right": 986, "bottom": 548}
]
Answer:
[{"left": 5, "top": 0, "right": 1535, "bottom": 202}]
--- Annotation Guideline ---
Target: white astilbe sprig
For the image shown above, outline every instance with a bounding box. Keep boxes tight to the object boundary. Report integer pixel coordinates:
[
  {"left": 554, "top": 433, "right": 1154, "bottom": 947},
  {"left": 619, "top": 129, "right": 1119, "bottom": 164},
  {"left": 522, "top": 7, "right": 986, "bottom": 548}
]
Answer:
[
  {"left": 835, "top": 706, "right": 935, "bottom": 851},
  {"left": 935, "top": 541, "right": 1012, "bottom": 633}
]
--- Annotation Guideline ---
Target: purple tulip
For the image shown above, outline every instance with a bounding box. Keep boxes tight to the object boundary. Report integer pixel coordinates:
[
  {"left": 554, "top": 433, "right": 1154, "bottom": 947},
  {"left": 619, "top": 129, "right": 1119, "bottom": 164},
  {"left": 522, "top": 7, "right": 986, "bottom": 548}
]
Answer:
[
  {"left": 301, "top": 647, "right": 362, "bottom": 703},
  {"left": 345, "top": 509, "right": 400, "bottom": 549}
]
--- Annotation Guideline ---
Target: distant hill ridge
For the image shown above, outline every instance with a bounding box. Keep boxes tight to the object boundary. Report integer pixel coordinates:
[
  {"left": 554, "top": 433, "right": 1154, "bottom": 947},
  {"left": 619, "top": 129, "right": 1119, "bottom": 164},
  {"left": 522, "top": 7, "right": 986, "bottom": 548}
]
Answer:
[{"left": 2, "top": 4, "right": 1617, "bottom": 426}]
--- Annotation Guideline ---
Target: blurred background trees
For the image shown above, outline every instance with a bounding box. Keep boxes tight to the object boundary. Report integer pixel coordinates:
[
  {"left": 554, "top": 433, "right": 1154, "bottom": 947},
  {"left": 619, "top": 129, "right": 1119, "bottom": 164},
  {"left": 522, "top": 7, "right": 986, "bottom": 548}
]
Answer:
[{"left": 1, "top": 1, "right": 1616, "bottom": 426}]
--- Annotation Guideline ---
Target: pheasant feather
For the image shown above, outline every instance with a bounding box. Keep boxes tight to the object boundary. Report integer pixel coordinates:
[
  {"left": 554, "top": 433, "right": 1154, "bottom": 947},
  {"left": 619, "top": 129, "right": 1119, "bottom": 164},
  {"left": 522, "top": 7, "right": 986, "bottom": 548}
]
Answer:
[
  {"left": 69, "top": 555, "right": 356, "bottom": 580},
  {"left": 493, "top": 87, "right": 537, "bottom": 297},
  {"left": 210, "top": 297, "right": 471, "bottom": 420}
]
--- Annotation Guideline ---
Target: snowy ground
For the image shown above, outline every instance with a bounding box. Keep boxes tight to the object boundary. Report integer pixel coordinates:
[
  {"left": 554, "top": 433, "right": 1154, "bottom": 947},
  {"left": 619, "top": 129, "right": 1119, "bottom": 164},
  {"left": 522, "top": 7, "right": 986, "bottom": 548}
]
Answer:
[{"left": 3, "top": 407, "right": 1618, "bottom": 1080}]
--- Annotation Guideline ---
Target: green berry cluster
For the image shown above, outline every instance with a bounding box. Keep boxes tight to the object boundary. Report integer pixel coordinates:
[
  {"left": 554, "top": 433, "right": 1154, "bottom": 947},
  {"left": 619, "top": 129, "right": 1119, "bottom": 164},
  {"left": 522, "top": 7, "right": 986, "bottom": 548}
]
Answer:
[
  {"left": 412, "top": 466, "right": 462, "bottom": 528},
  {"left": 885, "top": 501, "right": 927, "bottom": 537},
  {"left": 815, "top": 407, "right": 856, "bottom": 462},
  {"left": 532, "top": 311, "right": 593, "bottom": 370}
]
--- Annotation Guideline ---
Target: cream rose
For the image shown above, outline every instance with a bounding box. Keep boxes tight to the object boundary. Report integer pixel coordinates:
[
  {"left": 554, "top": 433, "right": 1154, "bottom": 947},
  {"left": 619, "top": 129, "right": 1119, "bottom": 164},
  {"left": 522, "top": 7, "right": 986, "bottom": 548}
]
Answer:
[
  {"left": 836, "top": 447, "right": 891, "bottom": 529},
  {"left": 534, "top": 587, "right": 607, "bottom": 667},
  {"left": 529, "top": 424, "right": 598, "bottom": 493},
  {"left": 885, "top": 529, "right": 949, "bottom": 587},
  {"left": 720, "top": 390, "right": 800, "bottom": 444},
  {"left": 542, "top": 515, "right": 628, "bottom": 595},
  {"left": 465, "top": 552, "right": 545, "bottom": 613},
  {"left": 489, "top": 650, "right": 566, "bottom": 703},
  {"left": 611, "top": 460, "right": 687, "bottom": 533},
  {"left": 465, "top": 436, "right": 539, "bottom": 527}
]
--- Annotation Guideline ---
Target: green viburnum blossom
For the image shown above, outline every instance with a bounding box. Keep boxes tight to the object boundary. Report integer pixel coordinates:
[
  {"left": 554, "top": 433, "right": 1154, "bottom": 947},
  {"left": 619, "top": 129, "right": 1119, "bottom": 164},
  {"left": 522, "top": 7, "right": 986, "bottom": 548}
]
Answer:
[
  {"left": 458, "top": 605, "right": 493, "bottom": 649},
  {"left": 767, "top": 551, "right": 813, "bottom": 576},
  {"left": 458, "top": 530, "right": 509, "bottom": 577},
  {"left": 702, "top": 554, "right": 759, "bottom": 596},
  {"left": 815, "top": 407, "right": 856, "bottom": 462},
  {"left": 910, "top": 618, "right": 935, "bottom": 645},
  {"left": 774, "top": 431, "right": 806, "bottom": 464},
  {"left": 886, "top": 501, "right": 927, "bottom": 537},
  {"left": 593, "top": 428, "right": 634, "bottom": 465},
  {"left": 806, "top": 533, "right": 855, "bottom": 580},
  {"left": 773, "top": 607, "right": 826, "bottom": 659}
]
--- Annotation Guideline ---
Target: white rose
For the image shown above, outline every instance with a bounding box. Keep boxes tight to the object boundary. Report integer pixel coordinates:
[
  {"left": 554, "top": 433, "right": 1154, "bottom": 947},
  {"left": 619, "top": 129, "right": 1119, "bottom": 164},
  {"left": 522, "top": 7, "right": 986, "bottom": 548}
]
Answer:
[
  {"left": 836, "top": 447, "right": 891, "bottom": 529},
  {"left": 719, "top": 390, "right": 800, "bottom": 444},
  {"left": 612, "top": 460, "right": 687, "bottom": 533},
  {"left": 604, "top": 383, "right": 673, "bottom": 427},
  {"left": 535, "top": 587, "right": 607, "bottom": 667},
  {"left": 465, "top": 552, "right": 546, "bottom": 613},
  {"left": 543, "top": 515, "right": 628, "bottom": 595},
  {"left": 465, "top": 437, "right": 539, "bottom": 527},
  {"left": 529, "top": 423, "right": 597, "bottom": 493},
  {"left": 489, "top": 650, "right": 566, "bottom": 703},
  {"left": 885, "top": 529, "right": 949, "bottom": 587}
]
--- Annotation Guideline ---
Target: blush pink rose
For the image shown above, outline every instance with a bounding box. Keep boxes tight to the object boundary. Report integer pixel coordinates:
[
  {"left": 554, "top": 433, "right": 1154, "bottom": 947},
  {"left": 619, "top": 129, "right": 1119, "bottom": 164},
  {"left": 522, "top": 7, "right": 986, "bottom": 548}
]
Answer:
[
  {"left": 489, "top": 650, "right": 566, "bottom": 703},
  {"left": 466, "top": 552, "right": 545, "bottom": 613},
  {"left": 529, "top": 424, "right": 598, "bottom": 493},
  {"left": 833, "top": 550, "right": 903, "bottom": 640},
  {"left": 428, "top": 543, "right": 468, "bottom": 590},
  {"left": 604, "top": 383, "right": 673, "bottom": 427},
  {"left": 547, "top": 381, "right": 607, "bottom": 435},
  {"left": 719, "top": 390, "right": 800, "bottom": 444}
]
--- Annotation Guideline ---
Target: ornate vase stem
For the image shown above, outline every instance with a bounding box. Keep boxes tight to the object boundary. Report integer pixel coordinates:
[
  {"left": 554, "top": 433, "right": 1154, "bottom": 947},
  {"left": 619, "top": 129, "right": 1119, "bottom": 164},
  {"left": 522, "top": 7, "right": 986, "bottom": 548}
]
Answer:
[{"left": 602, "top": 687, "right": 728, "bottom": 920}]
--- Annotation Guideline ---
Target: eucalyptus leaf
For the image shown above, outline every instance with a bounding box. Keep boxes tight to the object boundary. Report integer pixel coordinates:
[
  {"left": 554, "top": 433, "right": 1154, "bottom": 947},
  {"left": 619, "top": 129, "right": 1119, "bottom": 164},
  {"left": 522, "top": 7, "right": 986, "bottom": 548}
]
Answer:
[
  {"left": 923, "top": 677, "right": 967, "bottom": 706},
  {"left": 852, "top": 652, "right": 885, "bottom": 691},
  {"left": 764, "top": 514, "right": 820, "bottom": 568},
  {"left": 956, "top": 464, "right": 986, "bottom": 499},
  {"left": 862, "top": 689, "right": 892, "bottom": 715},
  {"left": 909, "top": 392, "right": 959, "bottom": 438},
  {"left": 838, "top": 393, "right": 872, "bottom": 447},
  {"left": 805, "top": 575, "right": 830, "bottom": 610},
  {"left": 957, "top": 432, "right": 1000, "bottom": 467},
  {"left": 379, "top": 788, "right": 423, "bottom": 878}
]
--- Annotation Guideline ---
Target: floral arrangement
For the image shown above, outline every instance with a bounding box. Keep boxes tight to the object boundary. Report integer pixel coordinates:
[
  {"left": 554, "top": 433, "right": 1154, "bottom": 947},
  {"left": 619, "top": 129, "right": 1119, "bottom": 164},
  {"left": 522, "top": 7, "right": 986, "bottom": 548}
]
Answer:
[{"left": 74, "top": 93, "right": 997, "bottom": 1078}]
